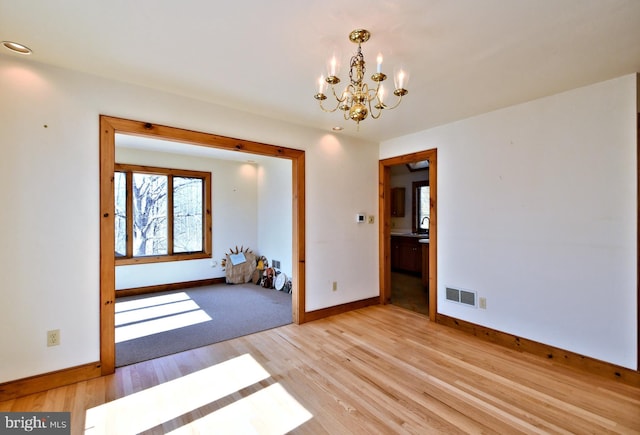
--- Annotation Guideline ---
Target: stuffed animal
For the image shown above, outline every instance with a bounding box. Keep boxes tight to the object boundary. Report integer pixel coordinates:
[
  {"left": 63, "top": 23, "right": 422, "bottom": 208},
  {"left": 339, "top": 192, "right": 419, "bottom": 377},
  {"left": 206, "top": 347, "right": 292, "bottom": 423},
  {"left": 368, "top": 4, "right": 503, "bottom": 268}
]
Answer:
[{"left": 262, "top": 267, "right": 275, "bottom": 288}]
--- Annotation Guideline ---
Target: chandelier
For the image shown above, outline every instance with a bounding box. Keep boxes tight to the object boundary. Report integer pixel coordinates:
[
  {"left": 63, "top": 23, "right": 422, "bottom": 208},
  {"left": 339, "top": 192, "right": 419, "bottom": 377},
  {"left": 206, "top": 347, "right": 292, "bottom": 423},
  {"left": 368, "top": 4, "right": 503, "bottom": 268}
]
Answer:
[{"left": 314, "top": 29, "right": 408, "bottom": 126}]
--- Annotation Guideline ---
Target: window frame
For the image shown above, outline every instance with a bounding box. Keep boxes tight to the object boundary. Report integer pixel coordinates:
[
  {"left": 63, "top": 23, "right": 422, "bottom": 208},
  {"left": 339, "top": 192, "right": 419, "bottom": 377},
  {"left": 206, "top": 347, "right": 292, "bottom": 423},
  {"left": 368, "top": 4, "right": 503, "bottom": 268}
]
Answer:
[
  {"left": 114, "top": 163, "right": 212, "bottom": 265},
  {"left": 411, "top": 180, "right": 429, "bottom": 234}
]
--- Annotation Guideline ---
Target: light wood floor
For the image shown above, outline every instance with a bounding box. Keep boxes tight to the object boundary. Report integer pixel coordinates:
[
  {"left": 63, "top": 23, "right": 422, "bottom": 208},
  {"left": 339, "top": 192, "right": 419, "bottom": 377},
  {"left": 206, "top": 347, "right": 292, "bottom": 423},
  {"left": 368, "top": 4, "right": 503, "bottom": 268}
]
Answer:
[{"left": 2, "top": 305, "right": 639, "bottom": 434}]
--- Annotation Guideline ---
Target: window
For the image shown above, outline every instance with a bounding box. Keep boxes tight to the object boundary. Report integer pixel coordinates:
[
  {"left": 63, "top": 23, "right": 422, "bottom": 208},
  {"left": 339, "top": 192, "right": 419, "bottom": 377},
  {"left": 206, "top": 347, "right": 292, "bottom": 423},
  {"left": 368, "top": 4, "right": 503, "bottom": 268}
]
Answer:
[
  {"left": 115, "top": 164, "right": 211, "bottom": 265},
  {"left": 411, "top": 180, "right": 430, "bottom": 234}
]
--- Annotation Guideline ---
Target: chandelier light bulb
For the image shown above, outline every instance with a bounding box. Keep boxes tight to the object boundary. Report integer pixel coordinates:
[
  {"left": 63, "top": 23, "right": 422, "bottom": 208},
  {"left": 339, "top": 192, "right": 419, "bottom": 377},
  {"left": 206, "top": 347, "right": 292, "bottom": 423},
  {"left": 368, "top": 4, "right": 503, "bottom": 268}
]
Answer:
[
  {"left": 378, "top": 84, "right": 385, "bottom": 104},
  {"left": 327, "top": 55, "right": 339, "bottom": 77},
  {"left": 394, "top": 66, "right": 409, "bottom": 90},
  {"left": 376, "top": 53, "right": 383, "bottom": 73}
]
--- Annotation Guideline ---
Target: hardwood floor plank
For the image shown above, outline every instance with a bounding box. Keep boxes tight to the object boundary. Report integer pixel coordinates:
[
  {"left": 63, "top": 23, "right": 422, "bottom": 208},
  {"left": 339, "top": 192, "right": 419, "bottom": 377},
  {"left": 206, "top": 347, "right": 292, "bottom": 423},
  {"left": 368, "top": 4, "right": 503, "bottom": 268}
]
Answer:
[{"left": 1, "top": 305, "right": 638, "bottom": 434}]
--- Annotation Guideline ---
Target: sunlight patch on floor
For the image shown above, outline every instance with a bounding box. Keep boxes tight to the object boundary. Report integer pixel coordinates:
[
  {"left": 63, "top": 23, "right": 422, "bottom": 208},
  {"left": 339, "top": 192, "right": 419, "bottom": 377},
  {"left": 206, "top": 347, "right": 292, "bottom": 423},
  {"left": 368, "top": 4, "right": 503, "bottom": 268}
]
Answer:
[
  {"left": 167, "top": 383, "right": 313, "bottom": 434},
  {"left": 85, "top": 353, "right": 312, "bottom": 434},
  {"left": 116, "top": 292, "right": 191, "bottom": 312},
  {"left": 116, "top": 299, "right": 202, "bottom": 326},
  {"left": 114, "top": 292, "right": 211, "bottom": 343},
  {"left": 115, "top": 310, "right": 212, "bottom": 343}
]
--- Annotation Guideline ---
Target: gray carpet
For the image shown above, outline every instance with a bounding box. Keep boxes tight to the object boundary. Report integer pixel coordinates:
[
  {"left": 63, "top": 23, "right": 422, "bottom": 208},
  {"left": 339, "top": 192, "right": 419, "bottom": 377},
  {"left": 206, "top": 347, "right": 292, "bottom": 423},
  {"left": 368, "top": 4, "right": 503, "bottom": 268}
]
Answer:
[{"left": 115, "top": 283, "right": 292, "bottom": 367}]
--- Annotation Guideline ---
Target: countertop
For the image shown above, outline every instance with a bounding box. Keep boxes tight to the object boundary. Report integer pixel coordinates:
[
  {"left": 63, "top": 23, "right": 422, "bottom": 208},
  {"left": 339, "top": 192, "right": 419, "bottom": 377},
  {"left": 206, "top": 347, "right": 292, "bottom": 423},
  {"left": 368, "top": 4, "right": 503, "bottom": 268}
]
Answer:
[{"left": 390, "top": 231, "right": 429, "bottom": 243}]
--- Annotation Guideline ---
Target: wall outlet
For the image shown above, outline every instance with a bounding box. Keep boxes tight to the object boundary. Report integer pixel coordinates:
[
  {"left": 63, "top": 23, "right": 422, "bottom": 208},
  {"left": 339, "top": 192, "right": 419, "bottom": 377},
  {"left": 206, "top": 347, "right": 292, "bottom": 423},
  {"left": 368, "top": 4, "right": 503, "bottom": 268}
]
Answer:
[
  {"left": 367, "top": 215, "right": 375, "bottom": 224},
  {"left": 332, "top": 281, "right": 338, "bottom": 292},
  {"left": 479, "top": 297, "right": 487, "bottom": 309},
  {"left": 47, "top": 329, "right": 60, "bottom": 347},
  {"left": 211, "top": 260, "right": 218, "bottom": 268}
]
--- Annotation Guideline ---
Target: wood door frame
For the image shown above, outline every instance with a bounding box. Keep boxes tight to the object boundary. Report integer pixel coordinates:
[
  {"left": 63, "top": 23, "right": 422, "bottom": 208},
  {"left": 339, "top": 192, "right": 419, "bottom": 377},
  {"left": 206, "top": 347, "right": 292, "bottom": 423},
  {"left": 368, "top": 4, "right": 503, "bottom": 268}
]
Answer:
[
  {"left": 99, "top": 115, "right": 306, "bottom": 375},
  {"left": 379, "top": 149, "right": 437, "bottom": 321}
]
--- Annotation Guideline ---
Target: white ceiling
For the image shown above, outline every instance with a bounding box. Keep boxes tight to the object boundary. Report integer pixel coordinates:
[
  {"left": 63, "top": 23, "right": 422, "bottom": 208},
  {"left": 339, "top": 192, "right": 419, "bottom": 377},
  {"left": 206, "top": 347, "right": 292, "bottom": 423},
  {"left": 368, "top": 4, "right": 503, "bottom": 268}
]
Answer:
[{"left": 1, "top": 0, "right": 639, "bottom": 143}]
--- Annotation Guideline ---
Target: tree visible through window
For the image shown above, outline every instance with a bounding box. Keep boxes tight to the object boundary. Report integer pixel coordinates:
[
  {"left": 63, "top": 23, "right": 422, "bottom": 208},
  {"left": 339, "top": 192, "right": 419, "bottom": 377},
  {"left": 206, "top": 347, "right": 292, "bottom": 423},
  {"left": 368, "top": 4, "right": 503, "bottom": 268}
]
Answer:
[
  {"left": 115, "top": 171, "right": 127, "bottom": 257},
  {"left": 115, "top": 164, "right": 211, "bottom": 264},
  {"left": 133, "top": 172, "right": 168, "bottom": 256},
  {"left": 173, "top": 176, "right": 203, "bottom": 253}
]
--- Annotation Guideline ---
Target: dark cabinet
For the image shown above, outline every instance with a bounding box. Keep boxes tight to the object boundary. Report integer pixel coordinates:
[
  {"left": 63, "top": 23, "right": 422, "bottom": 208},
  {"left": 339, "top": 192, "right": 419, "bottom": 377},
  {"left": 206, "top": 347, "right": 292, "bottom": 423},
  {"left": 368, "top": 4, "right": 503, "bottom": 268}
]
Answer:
[
  {"left": 391, "top": 236, "right": 422, "bottom": 274},
  {"left": 421, "top": 242, "right": 429, "bottom": 288},
  {"left": 390, "top": 187, "right": 405, "bottom": 217}
]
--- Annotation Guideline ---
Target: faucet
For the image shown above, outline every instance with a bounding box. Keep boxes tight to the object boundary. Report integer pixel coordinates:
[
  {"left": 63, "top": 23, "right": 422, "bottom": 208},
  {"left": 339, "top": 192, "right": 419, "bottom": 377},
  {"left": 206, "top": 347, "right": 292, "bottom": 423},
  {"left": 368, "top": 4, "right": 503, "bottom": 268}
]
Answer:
[{"left": 420, "top": 216, "right": 430, "bottom": 233}]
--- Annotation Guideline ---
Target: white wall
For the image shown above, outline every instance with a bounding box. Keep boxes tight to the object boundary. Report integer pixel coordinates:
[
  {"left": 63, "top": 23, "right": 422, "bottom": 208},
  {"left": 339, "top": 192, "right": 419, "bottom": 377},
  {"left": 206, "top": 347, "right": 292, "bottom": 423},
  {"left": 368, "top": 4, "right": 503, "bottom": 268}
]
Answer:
[
  {"left": 381, "top": 75, "right": 638, "bottom": 369},
  {"left": 114, "top": 147, "right": 262, "bottom": 289},
  {"left": 0, "top": 56, "right": 379, "bottom": 383},
  {"left": 304, "top": 134, "right": 381, "bottom": 310},
  {"left": 257, "top": 158, "right": 293, "bottom": 277}
]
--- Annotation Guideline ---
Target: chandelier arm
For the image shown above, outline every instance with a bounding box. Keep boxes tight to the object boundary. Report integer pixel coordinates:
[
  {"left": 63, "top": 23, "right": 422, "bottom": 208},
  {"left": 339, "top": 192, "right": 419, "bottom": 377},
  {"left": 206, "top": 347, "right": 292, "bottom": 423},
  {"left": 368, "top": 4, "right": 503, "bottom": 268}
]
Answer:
[
  {"left": 368, "top": 99, "right": 383, "bottom": 120},
  {"left": 365, "top": 82, "right": 379, "bottom": 102},
  {"left": 381, "top": 93, "right": 404, "bottom": 110},
  {"left": 368, "top": 81, "right": 385, "bottom": 119},
  {"left": 318, "top": 98, "right": 342, "bottom": 113},
  {"left": 329, "top": 84, "right": 348, "bottom": 103}
]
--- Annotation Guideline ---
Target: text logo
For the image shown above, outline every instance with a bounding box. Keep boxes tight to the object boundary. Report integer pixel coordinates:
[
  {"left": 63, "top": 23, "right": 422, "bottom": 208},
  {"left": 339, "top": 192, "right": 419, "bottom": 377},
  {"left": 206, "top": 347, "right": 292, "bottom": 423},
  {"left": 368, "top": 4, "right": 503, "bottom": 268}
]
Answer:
[{"left": 1, "top": 413, "right": 70, "bottom": 434}]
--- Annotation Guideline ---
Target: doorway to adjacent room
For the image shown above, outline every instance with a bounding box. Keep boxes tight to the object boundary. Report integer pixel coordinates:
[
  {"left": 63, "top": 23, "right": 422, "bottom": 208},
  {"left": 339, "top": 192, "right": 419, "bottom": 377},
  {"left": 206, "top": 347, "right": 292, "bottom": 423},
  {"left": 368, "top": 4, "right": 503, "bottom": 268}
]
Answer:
[{"left": 379, "top": 149, "right": 437, "bottom": 321}]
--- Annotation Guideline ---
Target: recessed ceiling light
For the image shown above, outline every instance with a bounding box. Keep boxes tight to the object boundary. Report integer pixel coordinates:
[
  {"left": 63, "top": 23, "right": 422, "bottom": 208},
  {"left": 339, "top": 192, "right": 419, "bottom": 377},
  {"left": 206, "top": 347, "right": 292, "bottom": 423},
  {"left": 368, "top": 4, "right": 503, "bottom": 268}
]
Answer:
[
  {"left": 2, "top": 41, "right": 32, "bottom": 55},
  {"left": 332, "top": 126, "right": 343, "bottom": 131}
]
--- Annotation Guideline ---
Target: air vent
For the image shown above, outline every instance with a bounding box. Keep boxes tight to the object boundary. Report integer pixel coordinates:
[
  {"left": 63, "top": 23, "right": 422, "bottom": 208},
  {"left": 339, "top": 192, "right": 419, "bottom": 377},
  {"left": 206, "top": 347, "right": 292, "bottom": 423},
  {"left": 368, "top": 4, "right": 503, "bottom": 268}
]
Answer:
[
  {"left": 445, "top": 286, "right": 477, "bottom": 307},
  {"left": 446, "top": 287, "right": 460, "bottom": 302}
]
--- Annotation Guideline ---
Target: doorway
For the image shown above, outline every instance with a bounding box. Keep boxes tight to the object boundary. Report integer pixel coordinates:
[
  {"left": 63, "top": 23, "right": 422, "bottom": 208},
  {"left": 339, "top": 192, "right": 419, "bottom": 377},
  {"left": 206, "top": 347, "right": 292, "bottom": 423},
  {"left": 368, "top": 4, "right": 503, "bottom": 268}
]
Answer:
[
  {"left": 379, "top": 150, "right": 437, "bottom": 321},
  {"left": 99, "top": 116, "right": 306, "bottom": 376}
]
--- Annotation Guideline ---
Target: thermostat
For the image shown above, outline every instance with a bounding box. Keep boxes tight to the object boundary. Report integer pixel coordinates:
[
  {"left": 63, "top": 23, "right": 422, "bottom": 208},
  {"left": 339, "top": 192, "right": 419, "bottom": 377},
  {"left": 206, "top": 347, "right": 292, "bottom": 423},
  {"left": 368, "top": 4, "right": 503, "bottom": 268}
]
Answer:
[{"left": 356, "top": 213, "right": 366, "bottom": 223}]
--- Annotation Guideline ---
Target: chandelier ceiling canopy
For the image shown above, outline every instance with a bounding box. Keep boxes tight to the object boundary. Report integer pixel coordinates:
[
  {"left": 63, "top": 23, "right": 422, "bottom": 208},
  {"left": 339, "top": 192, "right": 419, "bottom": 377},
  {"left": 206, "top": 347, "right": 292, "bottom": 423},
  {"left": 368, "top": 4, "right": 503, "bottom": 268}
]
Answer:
[{"left": 314, "top": 29, "right": 408, "bottom": 127}]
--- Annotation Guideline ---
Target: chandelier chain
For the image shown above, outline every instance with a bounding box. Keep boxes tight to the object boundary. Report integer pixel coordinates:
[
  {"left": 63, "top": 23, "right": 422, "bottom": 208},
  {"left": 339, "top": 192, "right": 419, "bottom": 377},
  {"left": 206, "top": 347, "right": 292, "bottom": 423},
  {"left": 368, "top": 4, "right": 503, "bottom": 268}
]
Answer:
[{"left": 349, "top": 45, "right": 364, "bottom": 86}]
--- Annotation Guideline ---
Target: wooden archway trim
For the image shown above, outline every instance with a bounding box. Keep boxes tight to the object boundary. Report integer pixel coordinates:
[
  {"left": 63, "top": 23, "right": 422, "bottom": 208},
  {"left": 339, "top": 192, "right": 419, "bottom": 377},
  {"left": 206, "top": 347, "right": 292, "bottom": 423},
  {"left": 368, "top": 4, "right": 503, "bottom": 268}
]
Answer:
[{"left": 99, "top": 115, "right": 306, "bottom": 375}]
